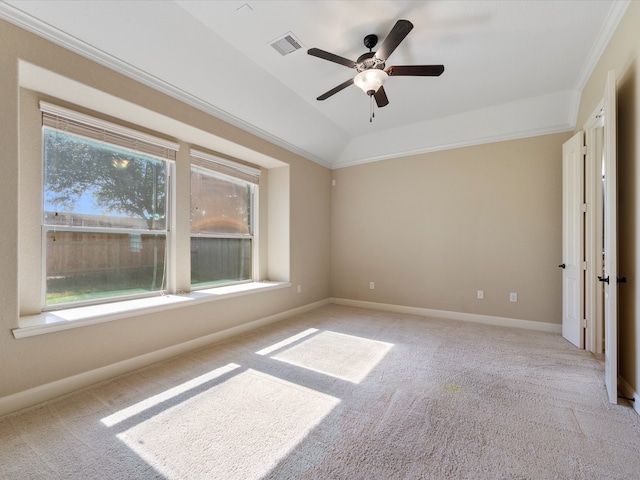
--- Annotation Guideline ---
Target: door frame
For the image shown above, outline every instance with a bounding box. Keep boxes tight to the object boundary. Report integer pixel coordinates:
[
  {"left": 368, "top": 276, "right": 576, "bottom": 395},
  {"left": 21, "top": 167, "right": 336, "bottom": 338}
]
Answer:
[
  {"left": 564, "top": 71, "right": 617, "bottom": 403},
  {"left": 584, "top": 105, "right": 605, "bottom": 354}
]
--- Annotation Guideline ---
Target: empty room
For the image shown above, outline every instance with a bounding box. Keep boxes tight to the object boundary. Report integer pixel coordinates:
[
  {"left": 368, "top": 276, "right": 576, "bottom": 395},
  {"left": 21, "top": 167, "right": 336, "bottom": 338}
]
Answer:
[{"left": 1, "top": 1, "right": 640, "bottom": 478}]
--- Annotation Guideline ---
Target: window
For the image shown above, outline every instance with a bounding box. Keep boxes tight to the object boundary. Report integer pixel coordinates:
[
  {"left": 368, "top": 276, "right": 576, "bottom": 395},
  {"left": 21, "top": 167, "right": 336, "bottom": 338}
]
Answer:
[
  {"left": 24, "top": 95, "right": 284, "bottom": 325},
  {"left": 41, "top": 103, "right": 177, "bottom": 307},
  {"left": 15, "top": 76, "right": 291, "bottom": 335},
  {"left": 190, "top": 149, "right": 260, "bottom": 288}
]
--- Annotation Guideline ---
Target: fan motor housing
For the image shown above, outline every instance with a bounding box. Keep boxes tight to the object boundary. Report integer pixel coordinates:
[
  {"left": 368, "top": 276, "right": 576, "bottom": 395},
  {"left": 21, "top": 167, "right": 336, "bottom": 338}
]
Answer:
[{"left": 356, "top": 52, "right": 385, "bottom": 72}]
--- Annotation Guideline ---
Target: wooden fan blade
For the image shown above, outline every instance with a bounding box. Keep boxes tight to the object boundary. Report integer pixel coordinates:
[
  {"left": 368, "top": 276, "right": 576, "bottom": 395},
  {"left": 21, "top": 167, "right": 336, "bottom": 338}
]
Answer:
[
  {"left": 375, "top": 20, "right": 413, "bottom": 62},
  {"left": 308, "top": 48, "right": 357, "bottom": 68},
  {"left": 386, "top": 65, "right": 445, "bottom": 76},
  {"left": 374, "top": 86, "right": 389, "bottom": 108},
  {"left": 317, "top": 78, "right": 355, "bottom": 101}
]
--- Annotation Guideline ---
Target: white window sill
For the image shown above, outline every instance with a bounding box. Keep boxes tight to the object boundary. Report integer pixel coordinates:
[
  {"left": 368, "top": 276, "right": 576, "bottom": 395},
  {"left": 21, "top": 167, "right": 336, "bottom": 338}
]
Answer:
[{"left": 14, "top": 282, "right": 290, "bottom": 339}]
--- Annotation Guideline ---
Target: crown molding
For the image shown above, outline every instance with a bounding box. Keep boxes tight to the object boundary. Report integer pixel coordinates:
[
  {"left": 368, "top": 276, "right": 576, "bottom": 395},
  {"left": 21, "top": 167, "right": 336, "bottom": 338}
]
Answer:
[
  {"left": 333, "top": 90, "right": 577, "bottom": 169},
  {"left": 332, "top": 125, "right": 574, "bottom": 170},
  {"left": 573, "top": 0, "right": 631, "bottom": 93}
]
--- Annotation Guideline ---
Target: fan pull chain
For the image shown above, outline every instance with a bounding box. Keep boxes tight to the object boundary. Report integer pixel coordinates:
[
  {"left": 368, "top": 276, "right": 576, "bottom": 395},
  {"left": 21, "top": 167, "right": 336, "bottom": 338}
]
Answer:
[{"left": 369, "top": 95, "right": 375, "bottom": 123}]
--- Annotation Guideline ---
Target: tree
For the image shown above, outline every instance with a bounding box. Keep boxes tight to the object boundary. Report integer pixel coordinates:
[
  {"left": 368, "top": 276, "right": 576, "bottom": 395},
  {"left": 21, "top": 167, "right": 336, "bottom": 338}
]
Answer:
[{"left": 44, "top": 128, "right": 167, "bottom": 230}]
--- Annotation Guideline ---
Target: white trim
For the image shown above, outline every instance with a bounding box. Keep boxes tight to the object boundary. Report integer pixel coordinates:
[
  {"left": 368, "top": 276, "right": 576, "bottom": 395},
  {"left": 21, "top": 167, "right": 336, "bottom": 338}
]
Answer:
[
  {"left": 331, "top": 124, "right": 574, "bottom": 170},
  {"left": 567, "top": 89, "right": 583, "bottom": 131},
  {"left": 573, "top": 0, "right": 631, "bottom": 93},
  {"left": 618, "top": 376, "right": 640, "bottom": 415},
  {"left": 40, "top": 101, "right": 179, "bottom": 151},
  {"left": 333, "top": 89, "right": 578, "bottom": 170},
  {"left": 1, "top": 298, "right": 330, "bottom": 417},
  {"left": 330, "top": 298, "right": 562, "bottom": 334},
  {"left": 14, "top": 282, "right": 290, "bottom": 339}
]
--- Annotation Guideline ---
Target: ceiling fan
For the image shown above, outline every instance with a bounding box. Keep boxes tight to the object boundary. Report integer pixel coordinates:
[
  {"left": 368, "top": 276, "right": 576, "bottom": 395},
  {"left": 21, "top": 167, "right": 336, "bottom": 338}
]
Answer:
[{"left": 308, "top": 19, "right": 444, "bottom": 119}]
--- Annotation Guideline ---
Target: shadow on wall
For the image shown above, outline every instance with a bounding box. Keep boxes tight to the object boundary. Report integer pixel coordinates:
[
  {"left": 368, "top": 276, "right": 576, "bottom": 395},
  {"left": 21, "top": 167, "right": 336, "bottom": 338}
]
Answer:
[{"left": 617, "top": 60, "right": 637, "bottom": 385}]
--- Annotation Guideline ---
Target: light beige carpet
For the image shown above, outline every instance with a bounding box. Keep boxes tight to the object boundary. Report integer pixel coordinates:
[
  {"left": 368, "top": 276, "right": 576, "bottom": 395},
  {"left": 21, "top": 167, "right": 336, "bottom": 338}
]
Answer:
[{"left": 1, "top": 304, "right": 639, "bottom": 479}]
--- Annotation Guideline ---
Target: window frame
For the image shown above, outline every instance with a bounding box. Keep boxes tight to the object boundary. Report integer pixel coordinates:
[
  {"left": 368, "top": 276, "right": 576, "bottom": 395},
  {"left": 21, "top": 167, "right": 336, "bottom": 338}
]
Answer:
[
  {"left": 40, "top": 102, "right": 177, "bottom": 310},
  {"left": 189, "top": 149, "right": 260, "bottom": 290}
]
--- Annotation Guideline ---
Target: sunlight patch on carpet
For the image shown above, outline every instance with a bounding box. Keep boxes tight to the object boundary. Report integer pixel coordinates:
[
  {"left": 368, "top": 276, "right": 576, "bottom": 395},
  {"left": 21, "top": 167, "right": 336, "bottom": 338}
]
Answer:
[
  {"left": 271, "top": 330, "right": 394, "bottom": 383},
  {"left": 116, "top": 368, "right": 340, "bottom": 480},
  {"left": 101, "top": 363, "right": 241, "bottom": 427},
  {"left": 255, "top": 328, "right": 319, "bottom": 355}
]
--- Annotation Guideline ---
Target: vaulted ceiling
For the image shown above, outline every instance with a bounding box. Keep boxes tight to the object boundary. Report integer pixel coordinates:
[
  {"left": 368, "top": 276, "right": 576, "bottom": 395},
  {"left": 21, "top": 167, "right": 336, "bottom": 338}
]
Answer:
[{"left": 0, "top": 0, "right": 629, "bottom": 168}]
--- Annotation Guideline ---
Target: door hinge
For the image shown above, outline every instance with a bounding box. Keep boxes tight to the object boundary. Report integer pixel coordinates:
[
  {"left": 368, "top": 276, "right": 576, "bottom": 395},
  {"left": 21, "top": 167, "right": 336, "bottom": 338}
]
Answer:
[
  {"left": 581, "top": 203, "right": 588, "bottom": 213},
  {"left": 581, "top": 145, "right": 588, "bottom": 155},
  {"left": 582, "top": 319, "right": 587, "bottom": 328},
  {"left": 582, "top": 261, "right": 588, "bottom": 271}
]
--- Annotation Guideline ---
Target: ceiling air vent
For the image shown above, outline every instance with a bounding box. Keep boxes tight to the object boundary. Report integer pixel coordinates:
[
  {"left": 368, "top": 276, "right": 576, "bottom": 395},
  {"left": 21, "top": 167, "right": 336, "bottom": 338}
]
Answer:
[{"left": 270, "top": 32, "right": 303, "bottom": 56}]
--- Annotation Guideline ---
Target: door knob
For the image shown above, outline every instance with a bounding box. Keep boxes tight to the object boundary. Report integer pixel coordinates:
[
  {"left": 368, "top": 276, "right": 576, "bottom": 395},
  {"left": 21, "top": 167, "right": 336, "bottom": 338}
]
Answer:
[
  {"left": 598, "top": 276, "right": 610, "bottom": 284},
  {"left": 558, "top": 263, "right": 566, "bottom": 269}
]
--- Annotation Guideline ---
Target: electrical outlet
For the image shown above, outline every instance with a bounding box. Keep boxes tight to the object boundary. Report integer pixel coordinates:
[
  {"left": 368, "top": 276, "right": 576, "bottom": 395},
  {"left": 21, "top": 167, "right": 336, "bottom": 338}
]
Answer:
[
  {"left": 477, "top": 290, "right": 484, "bottom": 299},
  {"left": 370, "top": 282, "right": 375, "bottom": 290},
  {"left": 297, "top": 285, "right": 302, "bottom": 294},
  {"left": 510, "top": 292, "right": 518, "bottom": 302}
]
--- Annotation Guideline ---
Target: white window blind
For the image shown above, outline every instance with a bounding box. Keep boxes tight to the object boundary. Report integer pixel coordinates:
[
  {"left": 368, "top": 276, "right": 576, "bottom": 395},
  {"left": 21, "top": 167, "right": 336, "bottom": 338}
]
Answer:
[
  {"left": 190, "top": 148, "right": 261, "bottom": 185},
  {"left": 40, "top": 101, "right": 178, "bottom": 161}
]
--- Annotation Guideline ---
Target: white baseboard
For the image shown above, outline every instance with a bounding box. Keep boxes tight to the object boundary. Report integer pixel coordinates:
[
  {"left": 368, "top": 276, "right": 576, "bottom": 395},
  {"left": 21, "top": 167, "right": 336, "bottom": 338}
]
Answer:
[
  {"left": 330, "top": 298, "right": 562, "bottom": 334},
  {"left": 0, "top": 299, "right": 329, "bottom": 418},
  {"left": 618, "top": 376, "right": 640, "bottom": 415}
]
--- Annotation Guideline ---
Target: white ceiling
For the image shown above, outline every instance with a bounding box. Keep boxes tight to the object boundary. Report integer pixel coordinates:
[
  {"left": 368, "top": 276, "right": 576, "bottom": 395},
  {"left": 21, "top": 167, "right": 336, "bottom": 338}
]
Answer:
[{"left": 0, "top": 0, "right": 629, "bottom": 168}]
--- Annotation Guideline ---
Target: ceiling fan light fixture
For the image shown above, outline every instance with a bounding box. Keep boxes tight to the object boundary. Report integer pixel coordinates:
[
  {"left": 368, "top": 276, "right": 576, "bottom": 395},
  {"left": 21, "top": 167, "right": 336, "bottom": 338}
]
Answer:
[{"left": 354, "top": 69, "right": 388, "bottom": 95}]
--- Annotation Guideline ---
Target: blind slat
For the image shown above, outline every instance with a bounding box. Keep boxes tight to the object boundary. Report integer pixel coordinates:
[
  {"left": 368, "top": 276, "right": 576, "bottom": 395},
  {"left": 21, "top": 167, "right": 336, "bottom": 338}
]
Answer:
[
  {"left": 190, "top": 149, "right": 260, "bottom": 185},
  {"left": 41, "top": 101, "right": 178, "bottom": 161}
]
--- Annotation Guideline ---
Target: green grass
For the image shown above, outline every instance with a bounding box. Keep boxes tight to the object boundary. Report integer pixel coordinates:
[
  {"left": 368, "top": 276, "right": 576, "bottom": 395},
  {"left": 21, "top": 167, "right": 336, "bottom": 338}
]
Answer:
[{"left": 46, "top": 288, "right": 151, "bottom": 306}]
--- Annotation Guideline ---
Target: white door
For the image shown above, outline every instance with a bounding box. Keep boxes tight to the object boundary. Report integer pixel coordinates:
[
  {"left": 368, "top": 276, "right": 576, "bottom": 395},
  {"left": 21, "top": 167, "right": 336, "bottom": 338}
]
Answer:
[
  {"left": 562, "top": 131, "right": 584, "bottom": 348},
  {"left": 603, "top": 70, "right": 618, "bottom": 405}
]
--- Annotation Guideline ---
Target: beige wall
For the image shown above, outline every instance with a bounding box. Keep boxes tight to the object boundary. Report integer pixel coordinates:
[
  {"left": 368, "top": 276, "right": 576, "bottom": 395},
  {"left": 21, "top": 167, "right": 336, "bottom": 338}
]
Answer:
[
  {"left": 331, "top": 133, "right": 570, "bottom": 324},
  {"left": 576, "top": 1, "right": 640, "bottom": 397},
  {"left": 0, "top": 19, "right": 331, "bottom": 399}
]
